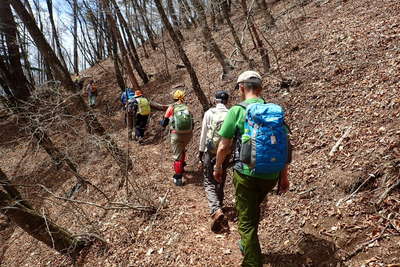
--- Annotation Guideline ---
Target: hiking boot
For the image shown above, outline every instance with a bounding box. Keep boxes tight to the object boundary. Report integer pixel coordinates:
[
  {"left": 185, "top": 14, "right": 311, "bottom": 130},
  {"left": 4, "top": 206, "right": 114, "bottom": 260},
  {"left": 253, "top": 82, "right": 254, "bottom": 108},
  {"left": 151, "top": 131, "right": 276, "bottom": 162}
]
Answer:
[
  {"left": 173, "top": 174, "right": 183, "bottom": 186},
  {"left": 211, "top": 208, "right": 225, "bottom": 233}
]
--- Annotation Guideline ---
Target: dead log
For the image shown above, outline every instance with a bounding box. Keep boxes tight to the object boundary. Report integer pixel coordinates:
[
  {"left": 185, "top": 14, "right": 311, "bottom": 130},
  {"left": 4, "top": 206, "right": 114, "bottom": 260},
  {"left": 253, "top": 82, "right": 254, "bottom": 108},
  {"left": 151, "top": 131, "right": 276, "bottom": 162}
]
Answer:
[{"left": 0, "top": 191, "right": 87, "bottom": 256}]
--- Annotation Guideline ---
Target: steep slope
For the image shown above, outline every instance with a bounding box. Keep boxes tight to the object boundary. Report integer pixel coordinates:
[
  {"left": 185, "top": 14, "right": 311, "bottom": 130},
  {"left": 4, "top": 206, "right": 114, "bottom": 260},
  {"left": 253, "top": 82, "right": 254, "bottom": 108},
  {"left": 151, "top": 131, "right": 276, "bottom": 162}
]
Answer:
[{"left": 1, "top": 0, "right": 399, "bottom": 266}]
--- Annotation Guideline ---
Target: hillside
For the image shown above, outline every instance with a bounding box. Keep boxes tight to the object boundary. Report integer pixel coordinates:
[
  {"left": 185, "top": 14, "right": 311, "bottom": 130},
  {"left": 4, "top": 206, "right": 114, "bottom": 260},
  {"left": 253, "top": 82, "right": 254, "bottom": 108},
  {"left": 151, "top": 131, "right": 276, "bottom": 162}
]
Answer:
[{"left": 1, "top": 0, "right": 399, "bottom": 266}]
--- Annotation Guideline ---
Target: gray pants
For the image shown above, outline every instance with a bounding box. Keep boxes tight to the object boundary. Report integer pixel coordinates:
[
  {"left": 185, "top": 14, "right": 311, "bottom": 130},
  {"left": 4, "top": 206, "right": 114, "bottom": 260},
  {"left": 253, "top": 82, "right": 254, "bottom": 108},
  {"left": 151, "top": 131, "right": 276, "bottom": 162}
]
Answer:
[{"left": 203, "top": 152, "right": 229, "bottom": 215}]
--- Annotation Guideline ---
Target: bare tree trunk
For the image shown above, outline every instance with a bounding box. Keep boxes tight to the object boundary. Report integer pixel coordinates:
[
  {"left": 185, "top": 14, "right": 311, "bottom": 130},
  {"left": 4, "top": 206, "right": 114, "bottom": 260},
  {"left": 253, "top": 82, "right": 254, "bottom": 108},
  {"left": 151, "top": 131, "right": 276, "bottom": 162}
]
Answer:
[
  {"left": 10, "top": 0, "right": 74, "bottom": 89},
  {"left": 220, "top": 0, "right": 252, "bottom": 66},
  {"left": 106, "top": 24, "right": 126, "bottom": 91},
  {"left": 110, "top": 0, "right": 149, "bottom": 84},
  {"left": 178, "top": 0, "right": 192, "bottom": 28},
  {"left": 166, "top": 0, "right": 184, "bottom": 41},
  {"left": 18, "top": 30, "right": 35, "bottom": 86},
  {"left": 191, "top": 0, "right": 234, "bottom": 79},
  {"left": 102, "top": 0, "right": 139, "bottom": 90},
  {"left": 256, "top": 0, "right": 275, "bottom": 28},
  {"left": 0, "top": 0, "right": 32, "bottom": 100},
  {"left": 73, "top": 0, "right": 79, "bottom": 74},
  {"left": 133, "top": 0, "right": 157, "bottom": 50},
  {"left": 251, "top": 22, "right": 270, "bottom": 72},
  {"left": 154, "top": 0, "right": 210, "bottom": 112},
  {"left": 240, "top": 0, "right": 270, "bottom": 72},
  {"left": 45, "top": 0, "right": 68, "bottom": 70},
  {"left": 0, "top": 169, "right": 87, "bottom": 257},
  {"left": 177, "top": 0, "right": 197, "bottom": 27}
]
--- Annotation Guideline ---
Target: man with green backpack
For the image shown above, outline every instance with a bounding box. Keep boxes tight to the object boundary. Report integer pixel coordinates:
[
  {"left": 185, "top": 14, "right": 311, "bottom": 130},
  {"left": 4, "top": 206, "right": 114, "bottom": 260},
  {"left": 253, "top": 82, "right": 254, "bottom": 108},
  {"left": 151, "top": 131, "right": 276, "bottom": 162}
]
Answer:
[
  {"left": 161, "top": 89, "right": 193, "bottom": 186},
  {"left": 198, "top": 90, "right": 230, "bottom": 233},
  {"left": 213, "top": 71, "right": 292, "bottom": 267}
]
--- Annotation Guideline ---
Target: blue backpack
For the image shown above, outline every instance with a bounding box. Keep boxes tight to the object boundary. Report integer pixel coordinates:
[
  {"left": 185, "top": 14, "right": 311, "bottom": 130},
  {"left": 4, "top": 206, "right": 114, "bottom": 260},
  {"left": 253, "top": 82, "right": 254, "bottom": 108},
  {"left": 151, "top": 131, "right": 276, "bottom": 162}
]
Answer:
[
  {"left": 238, "top": 101, "right": 288, "bottom": 174},
  {"left": 121, "top": 89, "right": 135, "bottom": 105}
]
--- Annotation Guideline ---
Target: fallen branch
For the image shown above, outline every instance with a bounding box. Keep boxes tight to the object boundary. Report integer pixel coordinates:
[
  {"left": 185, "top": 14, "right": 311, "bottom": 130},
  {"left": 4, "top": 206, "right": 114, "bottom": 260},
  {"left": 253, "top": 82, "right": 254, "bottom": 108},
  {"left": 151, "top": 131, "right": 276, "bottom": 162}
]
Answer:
[
  {"left": 329, "top": 126, "right": 352, "bottom": 157},
  {"left": 336, "top": 174, "right": 376, "bottom": 206},
  {"left": 298, "top": 186, "right": 317, "bottom": 195},
  {"left": 38, "top": 184, "right": 155, "bottom": 212},
  {"left": 344, "top": 223, "right": 390, "bottom": 261},
  {"left": 377, "top": 178, "right": 400, "bottom": 205}
]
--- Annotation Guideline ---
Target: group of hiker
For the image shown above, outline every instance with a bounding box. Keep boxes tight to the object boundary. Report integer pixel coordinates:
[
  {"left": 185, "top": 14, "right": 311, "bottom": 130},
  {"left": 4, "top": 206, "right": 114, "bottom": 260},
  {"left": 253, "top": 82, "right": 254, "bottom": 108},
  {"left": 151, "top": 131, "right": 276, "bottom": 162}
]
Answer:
[{"left": 119, "top": 70, "right": 292, "bottom": 267}]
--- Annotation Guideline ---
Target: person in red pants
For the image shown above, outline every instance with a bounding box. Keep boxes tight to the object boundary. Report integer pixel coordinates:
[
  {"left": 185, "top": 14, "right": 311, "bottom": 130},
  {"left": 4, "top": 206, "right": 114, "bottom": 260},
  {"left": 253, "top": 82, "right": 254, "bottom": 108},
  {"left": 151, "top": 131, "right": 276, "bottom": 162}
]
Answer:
[{"left": 161, "top": 90, "right": 193, "bottom": 186}]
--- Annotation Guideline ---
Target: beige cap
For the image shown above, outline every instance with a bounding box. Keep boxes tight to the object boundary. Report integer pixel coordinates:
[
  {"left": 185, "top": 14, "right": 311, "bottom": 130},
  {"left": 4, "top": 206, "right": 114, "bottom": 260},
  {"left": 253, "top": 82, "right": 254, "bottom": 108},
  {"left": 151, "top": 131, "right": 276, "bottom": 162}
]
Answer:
[{"left": 237, "top": 70, "right": 262, "bottom": 84}]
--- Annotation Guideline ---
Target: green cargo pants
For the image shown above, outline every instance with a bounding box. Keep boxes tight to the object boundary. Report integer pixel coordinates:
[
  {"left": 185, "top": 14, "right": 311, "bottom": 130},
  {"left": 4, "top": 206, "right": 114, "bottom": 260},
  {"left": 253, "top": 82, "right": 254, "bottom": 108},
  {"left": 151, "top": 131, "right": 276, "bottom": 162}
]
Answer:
[{"left": 233, "top": 171, "right": 278, "bottom": 267}]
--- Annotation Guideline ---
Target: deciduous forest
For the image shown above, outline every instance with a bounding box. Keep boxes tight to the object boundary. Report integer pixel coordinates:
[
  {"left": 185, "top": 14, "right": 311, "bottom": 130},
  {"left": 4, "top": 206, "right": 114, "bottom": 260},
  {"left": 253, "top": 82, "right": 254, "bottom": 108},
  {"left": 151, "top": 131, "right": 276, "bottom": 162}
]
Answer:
[{"left": 0, "top": 0, "right": 399, "bottom": 266}]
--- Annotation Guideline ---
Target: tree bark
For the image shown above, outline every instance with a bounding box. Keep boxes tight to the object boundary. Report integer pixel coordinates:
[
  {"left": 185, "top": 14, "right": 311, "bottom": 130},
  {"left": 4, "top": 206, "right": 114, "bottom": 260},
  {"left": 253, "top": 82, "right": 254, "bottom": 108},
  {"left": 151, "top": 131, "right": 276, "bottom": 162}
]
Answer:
[
  {"left": 10, "top": 0, "right": 74, "bottom": 90},
  {"left": 220, "top": 0, "right": 251, "bottom": 66},
  {"left": 73, "top": 0, "right": 79, "bottom": 74},
  {"left": 191, "top": 0, "right": 234, "bottom": 79},
  {"left": 0, "top": 175, "right": 86, "bottom": 257},
  {"left": 166, "top": 0, "right": 184, "bottom": 41},
  {"left": 154, "top": 0, "right": 210, "bottom": 112},
  {"left": 102, "top": 0, "right": 139, "bottom": 90},
  {"left": 0, "top": 169, "right": 32, "bottom": 209},
  {"left": 240, "top": 0, "right": 271, "bottom": 72},
  {"left": 0, "top": 0, "right": 32, "bottom": 100},
  {"left": 45, "top": 0, "right": 68, "bottom": 70},
  {"left": 106, "top": 25, "right": 126, "bottom": 91},
  {"left": 133, "top": 0, "right": 157, "bottom": 50},
  {"left": 109, "top": 0, "right": 149, "bottom": 84},
  {"left": 256, "top": 0, "right": 275, "bottom": 28},
  {"left": 177, "top": 0, "right": 197, "bottom": 27}
]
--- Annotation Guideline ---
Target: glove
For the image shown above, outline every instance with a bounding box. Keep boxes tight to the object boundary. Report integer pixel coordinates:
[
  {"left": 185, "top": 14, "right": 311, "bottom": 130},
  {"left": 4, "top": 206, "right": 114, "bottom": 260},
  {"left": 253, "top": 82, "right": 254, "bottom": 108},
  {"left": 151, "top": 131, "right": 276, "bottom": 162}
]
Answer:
[{"left": 160, "top": 118, "right": 169, "bottom": 128}]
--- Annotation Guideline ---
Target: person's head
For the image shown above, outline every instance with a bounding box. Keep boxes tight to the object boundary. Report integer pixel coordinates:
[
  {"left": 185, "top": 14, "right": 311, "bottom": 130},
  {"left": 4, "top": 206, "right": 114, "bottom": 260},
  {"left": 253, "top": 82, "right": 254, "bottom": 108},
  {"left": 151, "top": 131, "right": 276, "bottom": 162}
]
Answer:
[
  {"left": 135, "top": 90, "right": 143, "bottom": 97},
  {"left": 172, "top": 89, "right": 185, "bottom": 102},
  {"left": 235, "top": 71, "right": 262, "bottom": 100},
  {"left": 214, "top": 90, "right": 229, "bottom": 105}
]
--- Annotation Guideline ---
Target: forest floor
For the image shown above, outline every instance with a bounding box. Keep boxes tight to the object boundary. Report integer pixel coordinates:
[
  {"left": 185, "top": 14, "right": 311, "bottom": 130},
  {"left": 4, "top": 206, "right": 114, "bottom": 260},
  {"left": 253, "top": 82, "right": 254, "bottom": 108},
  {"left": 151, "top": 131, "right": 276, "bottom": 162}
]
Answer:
[{"left": 1, "top": 0, "right": 399, "bottom": 266}]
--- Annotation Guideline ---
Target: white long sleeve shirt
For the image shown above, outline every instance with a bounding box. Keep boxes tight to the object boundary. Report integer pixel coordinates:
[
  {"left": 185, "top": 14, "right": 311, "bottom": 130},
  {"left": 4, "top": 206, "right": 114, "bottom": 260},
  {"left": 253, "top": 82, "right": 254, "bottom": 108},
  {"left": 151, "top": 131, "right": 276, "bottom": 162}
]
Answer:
[{"left": 199, "top": 103, "right": 229, "bottom": 152}]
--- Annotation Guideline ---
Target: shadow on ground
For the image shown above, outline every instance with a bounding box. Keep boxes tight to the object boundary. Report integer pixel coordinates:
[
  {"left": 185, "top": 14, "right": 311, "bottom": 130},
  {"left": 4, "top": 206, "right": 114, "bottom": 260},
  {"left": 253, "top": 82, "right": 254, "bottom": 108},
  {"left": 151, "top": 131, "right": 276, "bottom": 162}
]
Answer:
[
  {"left": 263, "top": 234, "right": 344, "bottom": 267},
  {"left": 184, "top": 168, "right": 203, "bottom": 186}
]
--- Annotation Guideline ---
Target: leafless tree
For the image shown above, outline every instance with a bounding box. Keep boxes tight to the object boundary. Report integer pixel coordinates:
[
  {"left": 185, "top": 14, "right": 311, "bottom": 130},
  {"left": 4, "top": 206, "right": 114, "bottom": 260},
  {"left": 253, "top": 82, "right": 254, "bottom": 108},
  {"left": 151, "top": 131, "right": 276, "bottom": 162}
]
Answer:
[
  {"left": 191, "top": 0, "right": 234, "bottom": 79},
  {"left": 154, "top": 0, "right": 210, "bottom": 112}
]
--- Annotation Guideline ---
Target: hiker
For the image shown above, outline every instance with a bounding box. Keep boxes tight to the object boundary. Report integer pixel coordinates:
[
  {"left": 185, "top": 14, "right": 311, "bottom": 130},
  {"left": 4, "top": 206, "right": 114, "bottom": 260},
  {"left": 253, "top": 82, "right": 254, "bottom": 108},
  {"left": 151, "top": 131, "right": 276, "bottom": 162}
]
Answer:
[
  {"left": 121, "top": 87, "right": 135, "bottom": 107},
  {"left": 198, "top": 90, "right": 230, "bottom": 233},
  {"left": 213, "top": 71, "right": 292, "bottom": 267},
  {"left": 161, "top": 89, "right": 193, "bottom": 186},
  {"left": 126, "top": 90, "right": 151, "bottom": 141},
  {"left": 121, "top": 88, "right": 135, "bottom": 134},
  {"left": 74, "top": 75, "right": 84, "bottom": 91},
  {"left": 86, "top": 80, "right": 97, "bottom": 107}
]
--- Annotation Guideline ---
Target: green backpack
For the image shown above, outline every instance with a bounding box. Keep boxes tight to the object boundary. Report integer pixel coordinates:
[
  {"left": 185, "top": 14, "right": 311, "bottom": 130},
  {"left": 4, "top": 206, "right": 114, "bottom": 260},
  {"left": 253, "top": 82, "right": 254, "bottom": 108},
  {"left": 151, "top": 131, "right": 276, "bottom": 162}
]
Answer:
[
  {"left": 137, "top": 97, "right": 151, "bottom": 116},
  {"left": 172, "top": 104, "right": 193, "bottom": 133},
  {"left": 206, "top": 108, "right": 228, "bottom": 154}
]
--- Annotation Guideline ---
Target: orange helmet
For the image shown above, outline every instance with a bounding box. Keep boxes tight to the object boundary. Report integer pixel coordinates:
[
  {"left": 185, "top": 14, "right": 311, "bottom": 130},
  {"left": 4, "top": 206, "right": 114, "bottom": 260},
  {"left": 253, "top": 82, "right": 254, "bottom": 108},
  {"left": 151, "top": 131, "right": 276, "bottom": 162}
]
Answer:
[{"left": 135, "top": 90, "right": 143, "bottom": 97}]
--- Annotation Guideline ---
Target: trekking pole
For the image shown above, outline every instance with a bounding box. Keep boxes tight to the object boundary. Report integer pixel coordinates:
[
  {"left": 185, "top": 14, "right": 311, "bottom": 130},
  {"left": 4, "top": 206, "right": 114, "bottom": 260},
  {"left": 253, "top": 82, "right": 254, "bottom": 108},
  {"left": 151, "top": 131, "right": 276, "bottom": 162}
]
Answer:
[{"left": 125, "top": 107, "right": 130, "bottom": 199}]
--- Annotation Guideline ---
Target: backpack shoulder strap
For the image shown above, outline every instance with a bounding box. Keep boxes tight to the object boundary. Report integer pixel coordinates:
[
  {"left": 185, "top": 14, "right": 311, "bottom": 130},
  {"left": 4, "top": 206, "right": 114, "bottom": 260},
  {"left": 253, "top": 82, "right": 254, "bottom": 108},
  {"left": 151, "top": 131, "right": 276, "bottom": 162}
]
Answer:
[{"left": 235, "top": 98, "right": 266, "bottom": 109}]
